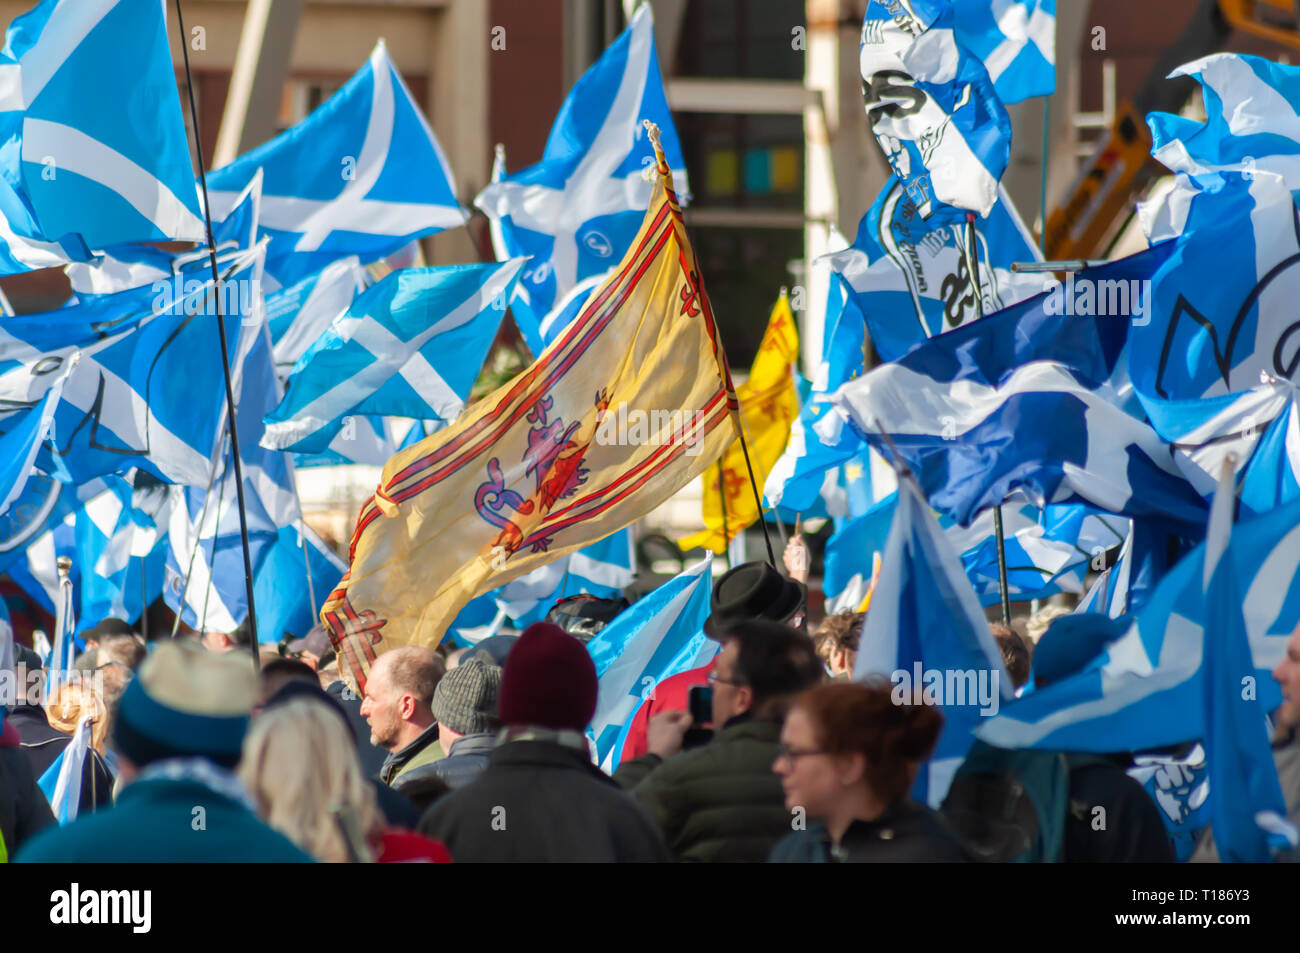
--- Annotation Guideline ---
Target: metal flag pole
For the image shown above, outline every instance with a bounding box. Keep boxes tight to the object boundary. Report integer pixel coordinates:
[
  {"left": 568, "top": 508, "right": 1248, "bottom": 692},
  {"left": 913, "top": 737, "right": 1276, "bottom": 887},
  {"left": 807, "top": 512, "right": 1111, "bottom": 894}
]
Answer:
[
  {"left": 175, "top": 0, "right": 260, "bottom": 665},
  {"left": 966, "top": 212, "right": 1012, "bottom": 627}
]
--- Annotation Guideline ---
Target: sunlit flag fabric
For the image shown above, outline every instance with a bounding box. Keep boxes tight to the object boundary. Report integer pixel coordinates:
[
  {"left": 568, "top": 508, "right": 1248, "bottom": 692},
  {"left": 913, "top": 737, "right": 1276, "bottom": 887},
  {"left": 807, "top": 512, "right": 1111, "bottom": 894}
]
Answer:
[
  {"left": 476, "top": 3, "right": 688, "bottom": 341},
  {"left": 952, "top": 0, "right": 1056, "bottom": 104},
  {"left": 860, "top": 0, "right": 1011, "bottom": 220},
  {"left": 585, "top": 558, "right": 713, "bottom": 771},
  {"left": 0, "top": 249, "right": 261, "bottom": 486},
  {"left": 0, "top": 361, "right": 68, "bottom": 518},
  {"left": 494, "top": 527, "right": 634, "bottom": 628},
  {"left": 820, "top": 245, "right": 1210, "bottom": 533},
  {"left": 976, "top": 495, "right": 1300, "bottom": 756},
  {"left": 853, "top": 477, "right": 1014, "bottom": 807},
  {"left": 681, "top": 291, "right": 799, "bottom": 553},
  {"left": 253, "top": 524, "right": 346, "bottom": 644},
  {"left": 165, "top": 322, "right": 299, "bottom": 634},
  {"left": 322, "top": 136, "right": 737, "bottom": 691},
  {"left": 0, "top": 0, "right": 204, "bottom": 256},
  {"left": 205, "top": 40, "right": 466, "bottom": 288},
  {"left": 262, "top": 258, "right": 526, "bottom": 454},
  {"left": 823, "top": 175, "right": 1043, "bottom": 362}
]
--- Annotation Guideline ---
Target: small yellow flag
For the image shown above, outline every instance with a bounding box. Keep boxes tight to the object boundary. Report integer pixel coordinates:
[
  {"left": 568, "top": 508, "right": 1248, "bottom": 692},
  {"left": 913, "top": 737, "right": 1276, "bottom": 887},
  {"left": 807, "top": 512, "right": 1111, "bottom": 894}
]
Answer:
[{"left": 680, "top": 291, "right": 800, "bottom": 553}]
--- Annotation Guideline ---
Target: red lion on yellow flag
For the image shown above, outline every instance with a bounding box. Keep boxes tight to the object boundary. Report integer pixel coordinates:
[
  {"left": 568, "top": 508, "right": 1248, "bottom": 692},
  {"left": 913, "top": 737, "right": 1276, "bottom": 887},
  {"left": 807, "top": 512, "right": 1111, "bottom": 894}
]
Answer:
[{"left": 323, "top": 126, "right": 741, "bottom": 691}]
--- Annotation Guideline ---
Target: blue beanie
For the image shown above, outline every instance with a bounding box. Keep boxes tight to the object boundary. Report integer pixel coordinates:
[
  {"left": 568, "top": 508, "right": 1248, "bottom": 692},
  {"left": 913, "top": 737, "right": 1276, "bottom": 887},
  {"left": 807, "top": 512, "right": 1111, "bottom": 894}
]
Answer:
[{"left": 1031, "top": 613, "right": 1130, "bottom": 688}]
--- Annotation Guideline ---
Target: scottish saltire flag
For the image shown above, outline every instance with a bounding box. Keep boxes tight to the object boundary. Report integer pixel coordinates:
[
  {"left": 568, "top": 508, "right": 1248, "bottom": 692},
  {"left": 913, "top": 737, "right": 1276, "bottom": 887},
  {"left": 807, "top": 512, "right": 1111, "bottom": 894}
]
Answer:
[
  {"left": 820, "top": 245, "right": 1209, "bottom": 532},
  {"left": 977, "top": 495, "right": 1300, "bottom": 760},
  {"left": 1075, "top": 528, "right": 1134, "bottom": 618},
  {"left": 1239, "top": 386, "right": 1300, "bottom": 517},
  {"left": 37, "top": 713, "right": 91, "bottom": 824},
  {"left": 323, "top": 144, "right": 737, "bottom": 690},
  {"left": 262, "top": 259, "right": 526, "bottom": 453},
  {"left": 0, "top": 477, "right": 105, "bottom": 610},
  {"left": 206, "top": 40, "right": 466, "bottom": 288},
  {"left": 860, "top": 0, "right": 1011, "bottom": 219},
  {"left": 1198, "top": 461, "right": 1295, "bottom": 861},
  {"left": 73, "top": 475, "right": 166, "bottom": 633},
  {"left": 853, "top": 478, "right": 1014, "bottom": 807},
  {"left": 266, "top": 255, "right": 367, "bottom": 384},
  {"left": 166, "top": 323, "right": 298, "bottom": 633},
  {"left": 532, "top": 271, "right": 609, "bottom": 358},
  {"left": 823, "top": 176, "right": 1043, "bottom": 361},
  {"left": 0, "top": 364, "right": 67, "bottom": 517},
  {"left": 1128, "top": 744, "right": 1211, "bottom": 862},
  {"left": 586, "top": 558, "right": 712, "bottom": 772},
  {"left": 765, "top": 230, "right": 875, "bottom": 518},
  {"left": 253, "top": 524, "right": 346, "bottom": 643},
  {"left": 0, "top": 247, "right": 262, "bottom": 486},
  {"left": 0, "top": 0, "right": 204, "bottom": 255},
  {"left": 66, "top": 172, "right": 263, "bottom": 300},
  {"left": 952, "top": 0, "right": 1056, "bottom": 103},
  {"left": 476, "top": 3, "right": 688, "bottom": 335},
  {"left": 495, "top": 528, "right": 634, "bottom": 627}
]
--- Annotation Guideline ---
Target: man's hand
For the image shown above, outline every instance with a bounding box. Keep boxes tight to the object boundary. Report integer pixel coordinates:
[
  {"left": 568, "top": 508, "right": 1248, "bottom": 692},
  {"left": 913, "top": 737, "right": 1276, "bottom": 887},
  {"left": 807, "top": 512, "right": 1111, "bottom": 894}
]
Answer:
[
  {"left": 646, "top": 710, "right": 693, "bottom": 760},
  {"left": 783, "top": 533, "right": 811, "bottom": 584}
]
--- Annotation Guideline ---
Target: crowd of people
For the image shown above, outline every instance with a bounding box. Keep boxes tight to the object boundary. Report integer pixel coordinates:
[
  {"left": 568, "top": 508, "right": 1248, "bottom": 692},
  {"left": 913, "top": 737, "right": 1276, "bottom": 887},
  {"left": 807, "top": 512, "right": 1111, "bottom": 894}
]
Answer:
[{"left": 2, "top": 545, "right": 1299, "bottom": 864}]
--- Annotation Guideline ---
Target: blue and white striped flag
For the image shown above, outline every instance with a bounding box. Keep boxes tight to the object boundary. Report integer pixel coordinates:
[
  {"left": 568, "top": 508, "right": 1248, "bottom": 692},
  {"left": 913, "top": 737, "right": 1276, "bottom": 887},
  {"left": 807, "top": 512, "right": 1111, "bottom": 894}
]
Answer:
[
  {"left": 953, "top": 0, "right": 1056, "bottom": 104},
  {"left": 262, "top": 258, "right": 525, "bottom": 453},
  {"left": 476, "top": 3, "right": 687, "bottom": 338},
  {"left": 820, "top": 245, "right": 1210, "bottom": 533},
  {"left": 853, "top": 478, "right": 1014, "bottom": 807},
  {"left": 495, "top": 528, "right": 634, "bottom": 628},
  {"left": 860, "top": 0, "right": 1012, "bottom": 219},
  {"left": 585, "top": 558, "right": 713, "bottom": 772},
  {"left": 976, "top": 495, "right": 1300, "bottom": 758},
  {"left": 206, "top": 40, "right": 466, "bottom": 288},
  {"left": 0, "top": 0, "right": 204, "bottom": 256},
  {"left": 822, "top": 176, "right": 1043, "bottom": 361}
]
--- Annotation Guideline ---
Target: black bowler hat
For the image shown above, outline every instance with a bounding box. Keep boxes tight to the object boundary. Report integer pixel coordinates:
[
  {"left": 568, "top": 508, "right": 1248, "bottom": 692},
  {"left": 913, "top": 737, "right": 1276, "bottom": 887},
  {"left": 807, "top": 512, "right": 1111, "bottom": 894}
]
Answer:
[{"left": 703, "top": 561, "right": 805, "bottom": 637}]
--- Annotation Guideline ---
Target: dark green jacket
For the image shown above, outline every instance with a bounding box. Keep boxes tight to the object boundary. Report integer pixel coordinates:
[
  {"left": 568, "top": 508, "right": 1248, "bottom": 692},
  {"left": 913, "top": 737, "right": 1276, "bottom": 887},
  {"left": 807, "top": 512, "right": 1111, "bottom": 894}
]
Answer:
[
  {"left": 615, "top": 717, "right": 790, "bottom": 863},
  {"left": 15, "top": 777, "right": 313, "bottom": 863}
]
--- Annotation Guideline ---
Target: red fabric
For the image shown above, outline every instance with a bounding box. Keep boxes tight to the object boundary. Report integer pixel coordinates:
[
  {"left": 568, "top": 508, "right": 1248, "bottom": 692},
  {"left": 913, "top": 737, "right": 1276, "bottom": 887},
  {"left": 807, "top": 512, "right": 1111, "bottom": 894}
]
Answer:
[
  {"left": 618, "top": 661, "right": 714, "bottom": 763},
  {"left": 376, "top": 829, "right": 454, "bottom": 863},
  {"left": 0, "top": 720, "right": 18, "bottom": 748}
]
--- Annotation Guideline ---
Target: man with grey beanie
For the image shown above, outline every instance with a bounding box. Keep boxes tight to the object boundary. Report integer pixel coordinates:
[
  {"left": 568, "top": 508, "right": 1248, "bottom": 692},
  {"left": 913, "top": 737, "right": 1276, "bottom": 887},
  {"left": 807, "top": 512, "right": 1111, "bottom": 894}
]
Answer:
[{"left": 393, "top": 659, "right": 502, "bottom": 795}]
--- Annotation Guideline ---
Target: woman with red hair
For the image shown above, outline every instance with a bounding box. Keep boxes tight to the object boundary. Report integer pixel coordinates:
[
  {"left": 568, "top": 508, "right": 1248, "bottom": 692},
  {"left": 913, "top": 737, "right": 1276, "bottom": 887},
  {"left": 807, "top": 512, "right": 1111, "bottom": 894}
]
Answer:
[{"left": 769, "top": 678, "right": 972, "bottom": 862}]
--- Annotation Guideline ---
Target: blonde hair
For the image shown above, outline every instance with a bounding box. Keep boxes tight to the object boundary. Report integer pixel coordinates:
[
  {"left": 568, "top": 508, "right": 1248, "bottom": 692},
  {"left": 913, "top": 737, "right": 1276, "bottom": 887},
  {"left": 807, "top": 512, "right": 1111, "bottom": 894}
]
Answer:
[
  {"left": 45, "top": 681, "right": 109, "bottom": 755},
  {"left": 239, "top": 699, "right": 384, "bottom": 862}
]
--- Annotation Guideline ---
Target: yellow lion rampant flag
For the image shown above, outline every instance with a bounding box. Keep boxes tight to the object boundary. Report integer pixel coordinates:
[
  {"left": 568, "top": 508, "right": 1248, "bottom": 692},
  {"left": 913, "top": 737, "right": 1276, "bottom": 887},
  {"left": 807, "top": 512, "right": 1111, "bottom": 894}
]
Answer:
[
  {"left": 680, "top": 290, "right": 799, "bottom": 554},
  {"left": 322, "top": 127, "right": 740, "bottom": 690}
]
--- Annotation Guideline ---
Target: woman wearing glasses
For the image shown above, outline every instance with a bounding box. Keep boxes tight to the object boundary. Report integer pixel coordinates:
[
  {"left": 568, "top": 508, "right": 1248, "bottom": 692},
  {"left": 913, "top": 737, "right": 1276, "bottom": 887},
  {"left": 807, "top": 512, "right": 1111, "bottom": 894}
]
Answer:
[{"left": 768, "top": 678, "right": 972, "bottom": 862}]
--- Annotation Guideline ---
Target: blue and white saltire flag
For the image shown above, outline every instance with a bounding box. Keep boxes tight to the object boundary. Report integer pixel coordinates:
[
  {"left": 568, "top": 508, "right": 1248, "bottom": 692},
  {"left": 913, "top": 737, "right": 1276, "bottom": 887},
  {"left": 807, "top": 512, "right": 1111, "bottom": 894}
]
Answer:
[
  {"left": 0, "top": 0, "right": 204, "bottom": 256},
  {"left": 0, "top": 361, "right": 68, "bottom": 518},
  {"left": 1, "top": 477, "right": 110, "bottom": 613},
  {"left": 820, "top": 245, "right": 1210, "bottom": 533},
  {"left": 253, "top": 524, "right": 346, "bottom": 643},
  {"left": 73, "top": 475, "right": 167, "bottom": 634},
  {"left": 1199, "top": 459, "right": 1295, "bottom": 861},
  {"left": 495, "top": 528, "right": 634, "bottom": 628},
  {"left": 952, "top": 0, "right": 1056, "bottom": 104},
  {"left": 822, "top": 176, "right": 1043, "bottom": 361},
  {"left": 166, "top": 322, "right": 299, "bottom": 634},
  {"left": 262, "top": 259, "right": 523, "bottom": 453},
  {"left": 263, "top": 259, "right": 525, "bottom": 453},
  {"left": 37, "top": 712, "right": 91, "bottom": 824},
  {"left": 853, "top": 478, "right": 1014, "bottom": 807},
  {"left": 1240, "top": 386, "right": 1300, "bottom": 517},
  {"left": 266, "top": 255, "right": 367, "bottom": 384},
  {"left": 0, "top": 246, "right": 262, "bottom": 486},
  {"left": 1128, "top": 743, "right": 1211, "bottom": 862},
  {"left": 1074, "top": 527, "right": 1134, "bottom": 618},
  {"left": 476, "top": 3, "right": 687, "bottom": 337},
  {"left": 65, "top": 171, "right": 264, "bottom": 300},
  {"left": 206, "top": 40, "right": 466, "bottom": 288},
  {"left": 977, "top": 495, "right": 1300, "bottom": 759},
  {"left": 859, "top": 0, "right": 1011, "bottom": 220},
  {"left": 585, "top": 557, "right": 713, "bottom": 773}
]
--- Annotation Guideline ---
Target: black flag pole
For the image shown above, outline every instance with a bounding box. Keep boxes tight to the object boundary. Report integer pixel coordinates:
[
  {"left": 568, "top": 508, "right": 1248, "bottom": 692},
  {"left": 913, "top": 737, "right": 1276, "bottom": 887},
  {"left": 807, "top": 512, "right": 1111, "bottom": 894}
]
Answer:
[
  {"left": 716, "top": 460, "right": 732, "bottom": 569},
  {"left": 174, "top": 0, "right": 261, "bottom": 665},
  {"left": 966, "top": 212, "right": 1012, "bottom": 627}
]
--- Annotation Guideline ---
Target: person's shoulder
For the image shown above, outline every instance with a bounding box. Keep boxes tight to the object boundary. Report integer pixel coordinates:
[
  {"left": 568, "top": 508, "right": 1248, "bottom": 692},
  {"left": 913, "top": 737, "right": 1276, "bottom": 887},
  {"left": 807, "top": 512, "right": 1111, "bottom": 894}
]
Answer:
[{"left": 768, "top": 826, "right": 826, "bottom": 863}]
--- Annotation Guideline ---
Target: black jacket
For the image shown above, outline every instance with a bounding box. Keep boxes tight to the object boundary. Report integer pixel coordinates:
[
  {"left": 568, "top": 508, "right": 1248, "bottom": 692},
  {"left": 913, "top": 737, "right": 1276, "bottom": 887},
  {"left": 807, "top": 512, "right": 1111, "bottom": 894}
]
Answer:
[
  {"left": 0, "top": 723, "right": 54, "bottom": 857},
  {"left": 325, "top": 680, "right": 388, "bottom": 778},
  {"left": 769, "top": 800, "right": 974, "bottom": 862},
  {"left": 419, "top": 738, "right": 672, "bottom": 862},
  {"left": 398, "top": 732, "right": 494, "bottom": 792},
  {"left": 1064, "top": 757, "right": 1175, "bottom": 863},
  {"left": 8, "top": 702, "right": 114, "bottom": 813}
]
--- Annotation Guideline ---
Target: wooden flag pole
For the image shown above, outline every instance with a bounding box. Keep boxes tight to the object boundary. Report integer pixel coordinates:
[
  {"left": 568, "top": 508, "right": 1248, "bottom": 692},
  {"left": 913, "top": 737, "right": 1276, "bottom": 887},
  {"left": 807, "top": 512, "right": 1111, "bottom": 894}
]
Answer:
[
  {"left": 175, "top": 0, "right": 261, "bottom": 665},
  {"left": 966, "top": 212, "right": 1012, "bottom": 627}
]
